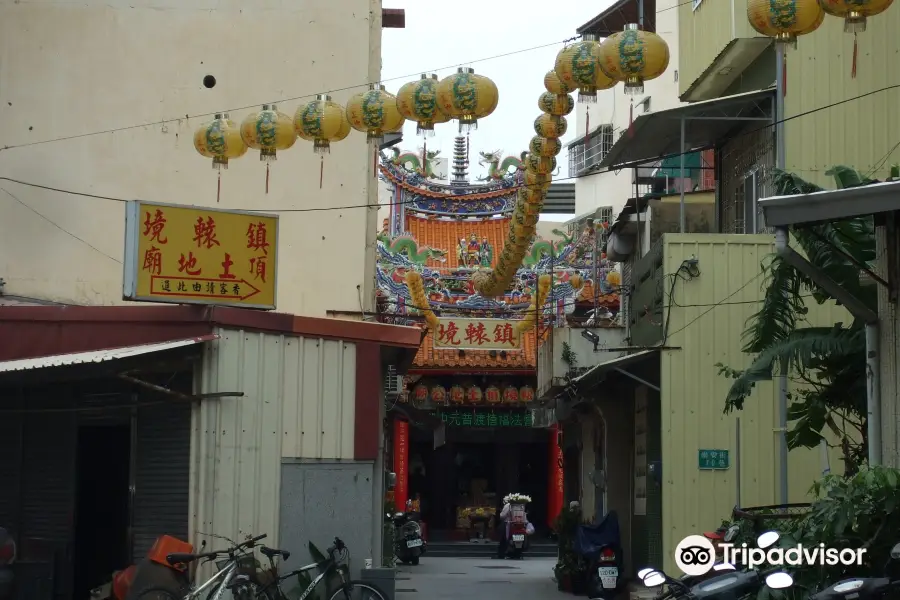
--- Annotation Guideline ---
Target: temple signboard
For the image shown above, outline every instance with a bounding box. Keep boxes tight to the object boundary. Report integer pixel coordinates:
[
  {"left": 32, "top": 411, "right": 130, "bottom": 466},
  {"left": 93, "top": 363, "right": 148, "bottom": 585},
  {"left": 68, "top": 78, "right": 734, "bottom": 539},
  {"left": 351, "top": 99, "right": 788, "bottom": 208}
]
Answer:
[
  {"left": 123, "top": 200, "right": 278, "bottom": 309},
  {"left": 434, "top": 318, "right": 521, "bottom": 351}
]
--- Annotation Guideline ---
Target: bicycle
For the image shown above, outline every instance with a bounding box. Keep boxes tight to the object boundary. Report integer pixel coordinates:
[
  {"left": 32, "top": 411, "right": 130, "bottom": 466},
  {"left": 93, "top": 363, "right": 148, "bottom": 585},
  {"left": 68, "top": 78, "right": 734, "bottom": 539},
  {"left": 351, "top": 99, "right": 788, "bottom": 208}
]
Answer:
[
  {"left": 133, "top": 533, "right": 274, "bottom": 600},
  {"left": 256, "top": 537, "right": 388, "bottom": 600}
]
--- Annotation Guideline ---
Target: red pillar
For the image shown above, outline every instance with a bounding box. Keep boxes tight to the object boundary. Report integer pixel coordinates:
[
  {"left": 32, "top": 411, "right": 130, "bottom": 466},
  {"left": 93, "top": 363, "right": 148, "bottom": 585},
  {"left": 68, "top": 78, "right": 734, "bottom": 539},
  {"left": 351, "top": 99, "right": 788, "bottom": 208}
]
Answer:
[
  {"left": 393, "top": 419, "right": 410, "bottom": 510},
  {"left": 548, "top": 424, "right": 564, "bottom": 529}
]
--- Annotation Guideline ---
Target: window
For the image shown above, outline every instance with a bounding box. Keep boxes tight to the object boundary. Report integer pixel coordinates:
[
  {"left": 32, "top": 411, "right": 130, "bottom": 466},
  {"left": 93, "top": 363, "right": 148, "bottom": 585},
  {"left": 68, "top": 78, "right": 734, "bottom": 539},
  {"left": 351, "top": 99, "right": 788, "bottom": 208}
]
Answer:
[
  {"left": 638, "top": 96, "right": 651, "bottom": 113},
  {"left": 568, "top": 125, "right": 615, "bottom": 175}
]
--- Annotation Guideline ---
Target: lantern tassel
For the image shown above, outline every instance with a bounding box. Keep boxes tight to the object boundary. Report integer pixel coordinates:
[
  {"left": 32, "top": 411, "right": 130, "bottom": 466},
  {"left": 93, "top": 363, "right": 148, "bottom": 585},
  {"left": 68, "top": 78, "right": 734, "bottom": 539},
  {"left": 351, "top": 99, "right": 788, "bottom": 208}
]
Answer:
[
  {"left": 319, "top": 156, "right": 324, "bottom": 189},
  {"left": 265, "top": 162, "right": 270, "bottom": 194},
  {"left": 851, "top": 33, "right": 858, "bottom": 79},
  {"left": 585, "top": 107, "right": 591, "bottom": 149},
  {"left": 216, "top": 170, "right": 221, "bottom": 203}
]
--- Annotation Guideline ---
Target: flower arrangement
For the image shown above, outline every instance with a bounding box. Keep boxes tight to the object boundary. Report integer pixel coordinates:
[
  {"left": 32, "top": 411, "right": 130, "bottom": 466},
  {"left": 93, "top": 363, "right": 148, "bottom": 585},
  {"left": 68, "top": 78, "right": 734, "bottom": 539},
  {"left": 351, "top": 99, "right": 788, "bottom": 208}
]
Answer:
[{"left": 503, "top": 493, "right": 532, "bottom": 504}]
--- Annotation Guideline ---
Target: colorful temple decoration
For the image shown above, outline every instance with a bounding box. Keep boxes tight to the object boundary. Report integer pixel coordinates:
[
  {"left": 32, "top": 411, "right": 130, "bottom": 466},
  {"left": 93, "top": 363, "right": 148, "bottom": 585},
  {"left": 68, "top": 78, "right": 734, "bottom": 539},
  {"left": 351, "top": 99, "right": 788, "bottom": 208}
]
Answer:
[{"left": 377, "top": 135, "right": 621, "bottom": 376}]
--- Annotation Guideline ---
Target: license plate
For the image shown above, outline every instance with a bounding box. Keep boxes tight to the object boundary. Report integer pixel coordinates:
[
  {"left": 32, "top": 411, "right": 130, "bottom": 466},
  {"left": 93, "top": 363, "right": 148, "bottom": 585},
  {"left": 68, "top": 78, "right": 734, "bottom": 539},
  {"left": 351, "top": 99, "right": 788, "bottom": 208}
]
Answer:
[
  {"left": 406, "top": 539, "right": 423, "bottom": 548},
  {"left": 598, "top": 567, "right": 618, "bottom": 589},
  {"left": 512, "top": 534, "right": 524, "bottom": 542}
]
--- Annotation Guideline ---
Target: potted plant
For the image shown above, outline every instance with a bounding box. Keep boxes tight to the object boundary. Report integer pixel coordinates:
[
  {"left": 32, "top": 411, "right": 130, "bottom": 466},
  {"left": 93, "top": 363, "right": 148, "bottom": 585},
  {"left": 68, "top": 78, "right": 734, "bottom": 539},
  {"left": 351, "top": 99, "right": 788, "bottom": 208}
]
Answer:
[{"left": 553, "top": 502, "right": 587, "bottom": 593}]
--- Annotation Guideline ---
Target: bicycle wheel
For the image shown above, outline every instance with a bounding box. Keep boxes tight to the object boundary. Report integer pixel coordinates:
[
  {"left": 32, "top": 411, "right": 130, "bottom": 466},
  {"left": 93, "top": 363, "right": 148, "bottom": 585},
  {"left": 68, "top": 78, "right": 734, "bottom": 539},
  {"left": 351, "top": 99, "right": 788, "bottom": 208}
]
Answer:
[
  {"left": 328, "top": 582, "right": 388, "bottom": 600},
  {"left": 133, "top": 586, "right": 184, "bottom": 600}
]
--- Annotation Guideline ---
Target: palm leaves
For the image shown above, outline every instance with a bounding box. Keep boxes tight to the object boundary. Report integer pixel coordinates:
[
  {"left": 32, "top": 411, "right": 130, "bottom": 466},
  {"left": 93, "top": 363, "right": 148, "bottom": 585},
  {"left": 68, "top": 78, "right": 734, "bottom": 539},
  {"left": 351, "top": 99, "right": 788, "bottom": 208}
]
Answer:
[{"left": 717, "top": 166, "right": 877, "bottom": 472}]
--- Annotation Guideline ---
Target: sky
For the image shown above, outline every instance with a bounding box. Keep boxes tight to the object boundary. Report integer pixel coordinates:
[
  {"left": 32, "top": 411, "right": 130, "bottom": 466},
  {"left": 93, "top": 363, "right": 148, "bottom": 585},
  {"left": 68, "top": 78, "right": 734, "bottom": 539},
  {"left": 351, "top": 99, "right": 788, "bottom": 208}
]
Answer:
[{"left": 381, "top": 0, "right": 610, "bottom": 222}]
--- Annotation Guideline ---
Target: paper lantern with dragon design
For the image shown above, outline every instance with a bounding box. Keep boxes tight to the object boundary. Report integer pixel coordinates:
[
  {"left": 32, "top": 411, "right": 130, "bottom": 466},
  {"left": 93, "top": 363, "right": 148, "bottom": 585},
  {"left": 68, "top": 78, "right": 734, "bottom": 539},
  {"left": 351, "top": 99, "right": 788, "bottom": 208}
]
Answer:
[
  {"left": 747, "top": 0, "right": 824, "bottom": 48},
  {"left": 396, "top": 73, "right": 451, "bottom": 136},
  {"left": 537, "top": 92, "right": 575, "bottom": 117},
  {"left": 294, "top": 95, "right": 349, "bottom": 154},
  {"left": 544, "top": 70, "right": 576, "bottom": 95},
  {"left": 529, "top": 136, "right": 562, "bottom": 158},
  {"left": 194, "top": 113, "right": 247, "bottom": 169},
  {"left": 817, "top": 0, "right": 893, "bottom": 32},
  {"left": 554, "top": 34, "right": 608, "bottom": 102},
  {"left": 534, "top": 114, "right": 567, "bottom": 138},
  {"left": 598, "top": 24, "right": 670, "bottom": 95},
  {"left": 436, "top": 67, "right": 499, "bottom": 132},
  {"left": 346, "top": 84, "right": 405, "bottom": 142}
]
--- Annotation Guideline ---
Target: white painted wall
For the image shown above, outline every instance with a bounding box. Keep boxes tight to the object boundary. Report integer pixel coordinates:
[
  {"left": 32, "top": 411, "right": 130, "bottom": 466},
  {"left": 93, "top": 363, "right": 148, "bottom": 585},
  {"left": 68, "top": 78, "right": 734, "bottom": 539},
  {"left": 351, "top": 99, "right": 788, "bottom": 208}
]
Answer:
[
  {"left": 572, "top": 6, "right": 684, "bottom": 218},
  {"left": 0, "top": 0, "right": 382, "bottom": 317}
]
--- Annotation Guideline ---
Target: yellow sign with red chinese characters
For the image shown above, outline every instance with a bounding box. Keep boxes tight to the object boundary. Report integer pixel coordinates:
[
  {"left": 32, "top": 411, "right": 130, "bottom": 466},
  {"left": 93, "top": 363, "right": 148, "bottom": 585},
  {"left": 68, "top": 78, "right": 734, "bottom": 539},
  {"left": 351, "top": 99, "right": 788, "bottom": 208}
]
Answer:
[
  {"left": 123, "top": 201, "right": 278, "bottom": 309},
  {"left": 434, "top": 318, "right": 522, "bottom": 351}
]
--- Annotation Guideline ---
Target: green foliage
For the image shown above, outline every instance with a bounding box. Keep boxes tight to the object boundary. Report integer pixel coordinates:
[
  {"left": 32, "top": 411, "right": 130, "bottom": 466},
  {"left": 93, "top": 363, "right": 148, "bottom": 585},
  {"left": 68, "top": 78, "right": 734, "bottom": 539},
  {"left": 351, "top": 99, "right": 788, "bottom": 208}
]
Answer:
[
  {"left": 553, "top": 504, "right": 591, "bottom": 577},
  {"left": 717, "top": 166, "right": 877, "bottom": 474},
  {"left": 561, "top": 342, "right": 578, "bottom": 369},
  {"left": 721, "top": 467, "right": 900, "bottom": 599}
]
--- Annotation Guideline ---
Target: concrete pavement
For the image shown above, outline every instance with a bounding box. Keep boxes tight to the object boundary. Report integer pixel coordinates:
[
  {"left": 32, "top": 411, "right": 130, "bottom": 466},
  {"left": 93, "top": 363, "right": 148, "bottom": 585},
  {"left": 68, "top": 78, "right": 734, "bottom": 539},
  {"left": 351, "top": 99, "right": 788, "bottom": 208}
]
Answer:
[{"left": 395, "top": 557, "right": 565, "bottom": 600}]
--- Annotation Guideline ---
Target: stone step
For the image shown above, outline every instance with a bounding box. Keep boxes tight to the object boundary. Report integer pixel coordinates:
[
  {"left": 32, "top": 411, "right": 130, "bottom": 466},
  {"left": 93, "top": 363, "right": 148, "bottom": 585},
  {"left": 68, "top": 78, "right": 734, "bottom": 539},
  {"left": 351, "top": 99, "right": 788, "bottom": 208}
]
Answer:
[{"left": 424, "top": 541, "right": 558, "bottom": 558}]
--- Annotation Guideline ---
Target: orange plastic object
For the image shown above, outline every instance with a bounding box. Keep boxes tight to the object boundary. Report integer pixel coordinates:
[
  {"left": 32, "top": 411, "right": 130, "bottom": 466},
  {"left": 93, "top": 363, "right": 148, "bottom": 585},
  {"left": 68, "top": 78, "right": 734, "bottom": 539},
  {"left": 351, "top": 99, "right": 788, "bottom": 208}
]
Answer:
[
  {"left": 113, "top": 565, "right": 136, "bottom": 600},
  {"left": 147, "top": 535, "right": 194, "bottom": 571}
]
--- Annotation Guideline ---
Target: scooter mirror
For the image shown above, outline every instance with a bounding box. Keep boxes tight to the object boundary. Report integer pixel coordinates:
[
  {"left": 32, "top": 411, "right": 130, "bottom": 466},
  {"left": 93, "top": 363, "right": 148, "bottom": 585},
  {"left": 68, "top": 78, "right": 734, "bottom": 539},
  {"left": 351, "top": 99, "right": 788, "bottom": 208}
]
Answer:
[
  {"left": 891, "top": 543, "right": 900, "bottom": 560},
  {"left": 643, "top": 571, "right": 666, "bottom": 587},
  {"left": 757, "top": 531, "right": 780, "bottom": 549},
  {"left": 765, "top": 572, "right": 794, "bottom": 589},
  {"left": 724, "top": 525, "right": 740, "bottom": 543},
  {"left": 637, "top": 568, "right": 653, "bottom": 579},
  {"left": 713, "top": 562, "right": 737, "bottom": 571}
]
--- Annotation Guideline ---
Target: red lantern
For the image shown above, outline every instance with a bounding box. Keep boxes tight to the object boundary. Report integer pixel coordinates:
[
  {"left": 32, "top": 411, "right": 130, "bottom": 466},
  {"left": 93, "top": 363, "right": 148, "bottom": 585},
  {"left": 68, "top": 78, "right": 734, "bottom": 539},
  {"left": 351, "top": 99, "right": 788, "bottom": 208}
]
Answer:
[
  {"left": 431, "top": 385, "right": 447, "bottom": 405},
  {"left": 485, "top": 386, "right": 501, "bottom": 404},
  {"left": 450, "top": 385, "right": 466, "bottom": 404},
  {"left": 413, "top": 384, "right": 429, "bottom": 404},
  {"left": 502, "top": 386, "right": 520, "bottom": 404},
  {"left": 519, "top": 386, "right": 535, "bottom": 403},
  {"left": 467, "top": 385, "right": 483, "bottom": 404}
]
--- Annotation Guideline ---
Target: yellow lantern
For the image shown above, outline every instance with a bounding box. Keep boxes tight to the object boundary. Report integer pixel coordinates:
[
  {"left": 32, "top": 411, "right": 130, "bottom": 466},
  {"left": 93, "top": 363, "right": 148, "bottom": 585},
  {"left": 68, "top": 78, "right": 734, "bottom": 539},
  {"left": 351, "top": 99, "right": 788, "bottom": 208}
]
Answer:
[
  {"left": 570, "top": 273, "right": 584, "bottom": 289},
  {"left": 194, "top": 113, "right": 247, "bottom": 170},
  {"left": 554, "top": 34, "right": 606, "bottom": 102},
  {"left": 598, "top": 24, "right": 670, "bottom": 95},
  {"left": 294, "top": 94, "right": 348, "bottom": 154},
  {"left": 346, "top": 83, "right": 405, "bottom": 142},
  {"left": 537, "top": 92, "right": 574, "bottom": 117},
  {"left": 239, "top": 104, "right": 296, "bottom": 194},
  {"left": 534, "top": 114, "right": 567, "bottom": 138},
  {"left": 436, "top": 67, "right": 499, "bottom": 132},
  {"left": 528, "top": 136, "right": 562, "bottom": 157},
  {"left": 525, "top": 154, "right": 556, "bottom": 175},
  {"left": 817, "top": 0, "right": 890, "bottom": 32},
  {"left": 193, "top": 113, "right": 247, "bottom": 203},
  {"left": 396, "top": 73, "right": 450, "bottom": 136},
  {"left": 544, "top": 70, "right": 575, "bottom": 94},
  {"left": 525, "top": 170, "right": 552, "bottom": 190},
  {"left": 747, "top": 0, "right": 825, "bottom": 48}
]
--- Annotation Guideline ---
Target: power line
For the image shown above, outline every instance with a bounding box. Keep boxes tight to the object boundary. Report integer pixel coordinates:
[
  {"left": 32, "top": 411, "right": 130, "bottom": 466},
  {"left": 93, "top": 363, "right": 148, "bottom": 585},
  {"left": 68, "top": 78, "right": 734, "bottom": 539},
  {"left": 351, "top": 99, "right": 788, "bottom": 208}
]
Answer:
[{"left": 663, "top": 271, "right": 766, "bottom": 339}]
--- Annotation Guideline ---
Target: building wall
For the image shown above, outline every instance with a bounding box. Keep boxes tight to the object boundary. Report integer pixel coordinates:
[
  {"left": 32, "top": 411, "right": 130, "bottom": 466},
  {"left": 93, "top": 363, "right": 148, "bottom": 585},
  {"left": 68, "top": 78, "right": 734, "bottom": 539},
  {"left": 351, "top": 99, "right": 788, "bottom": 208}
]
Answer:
[
  {"left": 658, "top": 234, "right": 849, "bottom": 575},
  {"left": 784, "top": 12, "right": 900, "bottom": 185},
  {"left": 677, "top": 0, "right": 756, "bottom": 97},
  {"left": 0, "top": 0, "right": 382, "bottom": 317},
  {"left": 192, "top": 328, "right": 360, "bottom": 565},
  {"left": 572, "top": 4, "right": 683, "bottom": 217},
  {"left": 875, "top": 225, "right": 900, "bottom": 468}
]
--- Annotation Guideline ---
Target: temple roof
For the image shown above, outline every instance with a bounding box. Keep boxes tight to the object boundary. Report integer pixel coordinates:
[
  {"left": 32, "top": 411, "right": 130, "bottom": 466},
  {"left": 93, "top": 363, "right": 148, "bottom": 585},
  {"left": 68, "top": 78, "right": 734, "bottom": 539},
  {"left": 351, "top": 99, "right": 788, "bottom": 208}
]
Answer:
[
  {"left": 406, "top": 214, "right": 510, "bottom": 270},
  {"left": 411, "top": 327, "right": 546, "bottom": 372}
]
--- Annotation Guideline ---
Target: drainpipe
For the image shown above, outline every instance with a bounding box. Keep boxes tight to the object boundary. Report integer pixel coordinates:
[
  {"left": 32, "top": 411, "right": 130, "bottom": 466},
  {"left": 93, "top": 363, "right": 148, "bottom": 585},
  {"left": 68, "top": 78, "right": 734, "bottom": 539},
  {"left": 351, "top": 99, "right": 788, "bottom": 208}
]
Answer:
[{"left": 773, "top": 228, "right": 882, "bottom": 466}]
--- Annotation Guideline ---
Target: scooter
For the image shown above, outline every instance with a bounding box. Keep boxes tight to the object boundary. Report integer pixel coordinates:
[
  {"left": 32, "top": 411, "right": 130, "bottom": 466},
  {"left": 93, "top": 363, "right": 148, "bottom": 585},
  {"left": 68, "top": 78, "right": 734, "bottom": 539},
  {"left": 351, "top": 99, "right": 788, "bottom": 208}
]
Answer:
[
  {"left": 506, "top": 521, "right": 530, "bottom": 559},
  {"left": 576, "top": 511, "right": 624, "bottom": 600},
  {"left": 0, "top": 528, "right": 14, "bottom": 600},
  {"left": 388, "top": 512, "right": 425, "bottom": 565},
  {"left": 809, "top": 542, "right": 900, "bottom": 600}
]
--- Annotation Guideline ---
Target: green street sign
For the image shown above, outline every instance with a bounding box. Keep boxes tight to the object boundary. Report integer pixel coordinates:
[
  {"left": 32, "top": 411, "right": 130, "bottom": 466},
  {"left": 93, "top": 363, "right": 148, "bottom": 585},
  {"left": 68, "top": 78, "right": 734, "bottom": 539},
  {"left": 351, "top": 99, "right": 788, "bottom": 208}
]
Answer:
[
  {"left": 698, "top": 449, "right": 730, "bottom": 470},
  {"left": 439, "top": 409, "right": 533, "bottom": 428}
]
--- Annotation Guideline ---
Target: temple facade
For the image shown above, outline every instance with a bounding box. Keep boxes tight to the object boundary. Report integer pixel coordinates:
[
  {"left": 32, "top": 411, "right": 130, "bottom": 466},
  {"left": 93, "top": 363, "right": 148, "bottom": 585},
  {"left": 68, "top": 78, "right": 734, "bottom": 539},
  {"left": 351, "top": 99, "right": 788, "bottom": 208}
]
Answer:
[{"left": 376, "top": 136, "right": 622, "bottom": 540}]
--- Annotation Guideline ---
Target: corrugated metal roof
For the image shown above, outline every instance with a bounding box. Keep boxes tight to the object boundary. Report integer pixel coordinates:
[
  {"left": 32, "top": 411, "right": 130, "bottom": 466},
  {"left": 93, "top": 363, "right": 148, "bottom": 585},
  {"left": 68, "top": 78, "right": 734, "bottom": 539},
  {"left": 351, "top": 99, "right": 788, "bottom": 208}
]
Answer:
[{"left": 0, "top": 334, "right": 218, "bottom": 373}]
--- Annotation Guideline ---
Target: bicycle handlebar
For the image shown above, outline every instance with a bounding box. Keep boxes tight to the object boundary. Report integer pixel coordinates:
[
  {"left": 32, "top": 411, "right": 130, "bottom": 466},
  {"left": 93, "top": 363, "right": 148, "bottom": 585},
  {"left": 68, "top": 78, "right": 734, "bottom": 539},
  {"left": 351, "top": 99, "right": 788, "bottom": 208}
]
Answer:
[{"left": 237, "top": 533, "right": 267, "bottom": 550}]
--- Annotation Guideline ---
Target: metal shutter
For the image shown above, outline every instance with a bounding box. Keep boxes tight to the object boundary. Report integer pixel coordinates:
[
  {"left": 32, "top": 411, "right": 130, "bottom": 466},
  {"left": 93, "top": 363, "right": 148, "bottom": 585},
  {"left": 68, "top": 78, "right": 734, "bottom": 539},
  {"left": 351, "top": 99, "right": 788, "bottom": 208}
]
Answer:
[
  {"left": 132, "top": 401, "right": 191, "bottom": 560},
  {"left": 0, "top": 414, "right": 22, "bottom": 530}
]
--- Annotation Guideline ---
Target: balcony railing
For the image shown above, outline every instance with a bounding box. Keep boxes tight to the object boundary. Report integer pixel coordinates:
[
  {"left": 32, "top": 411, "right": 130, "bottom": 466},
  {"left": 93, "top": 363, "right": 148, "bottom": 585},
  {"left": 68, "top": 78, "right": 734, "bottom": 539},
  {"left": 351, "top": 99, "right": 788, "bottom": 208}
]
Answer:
[{"left": 568, "top": 125, "right": 615, "bottom": 176}]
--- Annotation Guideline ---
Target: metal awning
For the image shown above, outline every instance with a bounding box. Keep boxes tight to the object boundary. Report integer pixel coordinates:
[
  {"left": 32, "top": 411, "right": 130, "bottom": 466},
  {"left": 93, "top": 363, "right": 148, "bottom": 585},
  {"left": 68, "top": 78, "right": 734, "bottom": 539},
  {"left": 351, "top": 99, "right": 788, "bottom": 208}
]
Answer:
[
  {"left": 598, "top": 88, "right": 775, "bottom": 170},
  {"left": 0, "top": 334, "right": 218, "bottom": 373},
  {"left": 577, "top": 0, "right": 658, "bottom": 35},
  {"left": 760, "top": 179, "right": 900, "bottom": 227},
  {"left": 572, "top": 349, "right": 660, "bottom": 391}
]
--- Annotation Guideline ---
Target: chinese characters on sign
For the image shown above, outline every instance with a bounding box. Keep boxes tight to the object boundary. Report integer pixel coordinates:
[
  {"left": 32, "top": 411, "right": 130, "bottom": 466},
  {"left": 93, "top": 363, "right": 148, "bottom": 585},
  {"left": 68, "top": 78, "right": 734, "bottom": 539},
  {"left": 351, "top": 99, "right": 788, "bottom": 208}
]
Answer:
[
  {"left": 393, "top": 419, "right": 410, "bottom": 509},
  {"left": 438, "top": 410, "right": 534, "bottom": 428},
  {"left": 698, "top": 449, "right": 730, "bottom": 470},
  {"left": 434, "top": 318, "right": 522, "bottom": 350},
  {"left": 123, "top": 201, "right": 278, "bottom": 308}
]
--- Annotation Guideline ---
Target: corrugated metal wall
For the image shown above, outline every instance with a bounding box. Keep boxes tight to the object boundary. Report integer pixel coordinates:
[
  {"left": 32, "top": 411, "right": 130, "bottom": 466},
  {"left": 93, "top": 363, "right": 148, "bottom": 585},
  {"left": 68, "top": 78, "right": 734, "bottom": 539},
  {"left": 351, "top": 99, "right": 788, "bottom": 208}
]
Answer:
[
  {"left": 193, "top": 329, "right": 358, "bottom": 554},
  {"left": 784, "top": 10, "right": 900, "bottom": 185},
  {"left": 659, "top": 234, "right": 849, "bottom": 574},
  {"left": 876, "top": 225, "right": 900, "bottom": 468}
]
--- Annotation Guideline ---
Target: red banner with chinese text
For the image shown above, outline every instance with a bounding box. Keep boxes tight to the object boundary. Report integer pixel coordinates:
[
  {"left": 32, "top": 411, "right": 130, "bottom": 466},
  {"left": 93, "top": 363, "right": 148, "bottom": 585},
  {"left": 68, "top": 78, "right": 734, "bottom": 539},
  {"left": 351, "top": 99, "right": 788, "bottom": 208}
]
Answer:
[
  {"left": 547, "top": 424, "right": 564, "bottom": 529},
  {"left": 393, "top": 419, "right": 409, "bottom": 510}
]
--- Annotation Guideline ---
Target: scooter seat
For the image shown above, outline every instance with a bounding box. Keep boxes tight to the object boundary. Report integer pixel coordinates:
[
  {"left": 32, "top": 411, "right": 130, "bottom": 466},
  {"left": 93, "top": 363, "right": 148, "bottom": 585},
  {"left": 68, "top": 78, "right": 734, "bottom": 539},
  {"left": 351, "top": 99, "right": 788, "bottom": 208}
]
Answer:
[{"left": 260, "top": 546, "right": 291, "bottom": 561}]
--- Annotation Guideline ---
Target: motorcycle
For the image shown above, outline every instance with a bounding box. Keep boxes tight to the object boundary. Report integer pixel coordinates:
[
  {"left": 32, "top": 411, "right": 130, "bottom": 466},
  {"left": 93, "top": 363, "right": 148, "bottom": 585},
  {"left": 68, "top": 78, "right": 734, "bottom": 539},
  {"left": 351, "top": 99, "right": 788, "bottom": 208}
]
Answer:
[
  {"left": 575, "top": 511, "right": 625, "bottom": 600},
  {"left": 809, "top": 542, "right": 900, "bottom": 600},
  {"left": 638, "top": 562, "right": 794, "bottom": 600},
  {"left": 388, "top": 512, "right": 425, "bottom": 565},
  {"left": 0, "top": 528, "right": 14, "bottom": 600},
  {"left": 505, "top": 520, "right": 533, "bottom": 559}
]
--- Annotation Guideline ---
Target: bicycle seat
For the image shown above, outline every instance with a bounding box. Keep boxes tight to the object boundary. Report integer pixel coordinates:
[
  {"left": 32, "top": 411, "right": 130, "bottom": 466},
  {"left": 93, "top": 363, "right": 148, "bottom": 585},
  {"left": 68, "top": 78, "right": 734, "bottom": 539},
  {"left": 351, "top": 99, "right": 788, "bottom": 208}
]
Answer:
[
  {"left": 166, "top": 552, "right": 199, "bottom": 565},
  {"left": 260, "top": 546, "right": 291, "bottom": 561}
]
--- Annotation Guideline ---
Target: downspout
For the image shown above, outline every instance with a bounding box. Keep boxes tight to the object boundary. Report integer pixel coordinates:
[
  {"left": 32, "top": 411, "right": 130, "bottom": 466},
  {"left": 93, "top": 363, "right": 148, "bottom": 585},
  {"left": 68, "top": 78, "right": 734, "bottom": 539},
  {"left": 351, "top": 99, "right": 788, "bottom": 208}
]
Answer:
[{"left": 773, "top": 228, "right": 882, "bottom": 466}]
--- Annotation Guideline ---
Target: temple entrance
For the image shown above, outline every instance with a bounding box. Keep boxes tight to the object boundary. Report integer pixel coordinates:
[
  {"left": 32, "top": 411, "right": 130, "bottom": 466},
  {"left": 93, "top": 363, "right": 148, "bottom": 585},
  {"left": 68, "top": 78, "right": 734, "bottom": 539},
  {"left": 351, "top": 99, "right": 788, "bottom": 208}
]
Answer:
[{"left": 409, "top": 425, "right": 554, "bottom": 540}]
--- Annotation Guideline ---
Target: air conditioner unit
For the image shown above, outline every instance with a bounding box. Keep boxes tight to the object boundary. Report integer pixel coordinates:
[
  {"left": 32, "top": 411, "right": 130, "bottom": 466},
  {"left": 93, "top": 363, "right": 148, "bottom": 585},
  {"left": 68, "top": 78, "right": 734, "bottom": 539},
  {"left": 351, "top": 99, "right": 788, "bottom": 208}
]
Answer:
[{"left": 384, "top": 365, "right": 403, "bottom": 401}]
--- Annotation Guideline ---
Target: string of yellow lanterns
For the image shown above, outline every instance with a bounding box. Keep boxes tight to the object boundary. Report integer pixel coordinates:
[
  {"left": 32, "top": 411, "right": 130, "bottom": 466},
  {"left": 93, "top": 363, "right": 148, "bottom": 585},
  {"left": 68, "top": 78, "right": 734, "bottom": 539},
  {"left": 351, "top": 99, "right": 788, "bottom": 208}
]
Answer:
[
  {"left": 516, "top": 275, "right": 552, "bottom": 333},
  {"left": 404, "top": 271, "right": 439, "bottom": 329}
]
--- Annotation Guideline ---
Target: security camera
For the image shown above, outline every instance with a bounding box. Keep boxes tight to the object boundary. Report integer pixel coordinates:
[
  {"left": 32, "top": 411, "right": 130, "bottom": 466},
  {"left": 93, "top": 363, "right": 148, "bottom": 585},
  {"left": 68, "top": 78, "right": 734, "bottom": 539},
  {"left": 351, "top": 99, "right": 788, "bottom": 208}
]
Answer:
[{"left": 581, "top": 329, "right": 600, "bottom": 351}]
